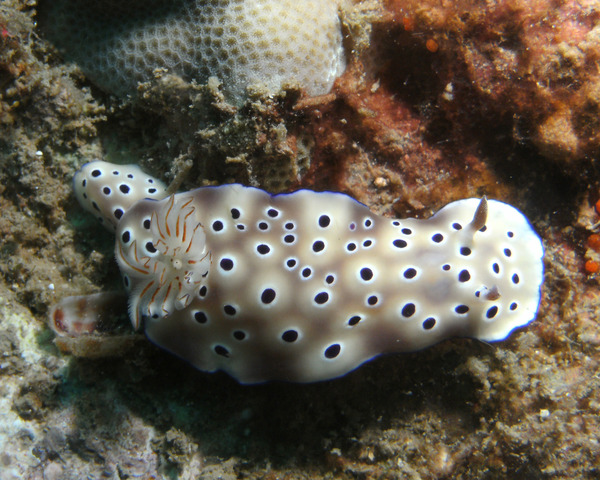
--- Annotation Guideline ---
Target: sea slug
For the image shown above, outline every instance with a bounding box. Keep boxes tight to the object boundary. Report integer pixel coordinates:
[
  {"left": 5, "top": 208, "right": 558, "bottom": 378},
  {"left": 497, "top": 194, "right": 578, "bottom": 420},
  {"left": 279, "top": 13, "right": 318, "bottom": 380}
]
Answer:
[{"left": 65, "top": 160, "right": 544, "bottom": 383}]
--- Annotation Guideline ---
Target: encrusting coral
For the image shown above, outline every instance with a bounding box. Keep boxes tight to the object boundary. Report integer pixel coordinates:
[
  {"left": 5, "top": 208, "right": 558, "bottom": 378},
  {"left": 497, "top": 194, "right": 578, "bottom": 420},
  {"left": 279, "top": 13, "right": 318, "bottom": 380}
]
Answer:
[
  {"left": 51, "top": 160, "right": 545, "bottom": 383},
  {"left": 40, "top": 0, "right": 346, "bottom": 104}
]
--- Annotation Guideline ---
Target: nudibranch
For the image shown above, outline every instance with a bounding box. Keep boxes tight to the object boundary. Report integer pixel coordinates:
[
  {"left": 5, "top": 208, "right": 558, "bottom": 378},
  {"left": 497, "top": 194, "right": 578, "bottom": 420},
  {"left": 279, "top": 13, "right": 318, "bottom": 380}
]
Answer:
[{"left": 66, "top": 160, "right": 544, "bottom": 383}]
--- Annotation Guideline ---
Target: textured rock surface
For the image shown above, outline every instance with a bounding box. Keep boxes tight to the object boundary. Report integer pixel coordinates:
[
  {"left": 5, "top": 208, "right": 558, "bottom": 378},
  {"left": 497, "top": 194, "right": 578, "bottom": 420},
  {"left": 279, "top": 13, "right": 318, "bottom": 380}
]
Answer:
[
  {"left": 0, "top": 0, "right": 599, "bottom": 478},
  {"left": 382, "top": 0, "right": 600, "bottom": 164}
]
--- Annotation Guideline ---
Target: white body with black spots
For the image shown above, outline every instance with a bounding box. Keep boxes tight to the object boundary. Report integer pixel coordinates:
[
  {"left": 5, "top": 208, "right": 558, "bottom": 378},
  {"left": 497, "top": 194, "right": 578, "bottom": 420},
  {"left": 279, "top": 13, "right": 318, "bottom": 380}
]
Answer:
[{"left": 72, "top": 161, "right": 544, "bottom": 383}]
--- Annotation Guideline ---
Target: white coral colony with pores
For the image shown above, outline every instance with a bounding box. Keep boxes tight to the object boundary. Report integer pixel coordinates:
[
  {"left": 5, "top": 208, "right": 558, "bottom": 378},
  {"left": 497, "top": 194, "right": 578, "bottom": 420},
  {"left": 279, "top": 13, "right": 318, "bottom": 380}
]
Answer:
[
  {"left": 42, "top": 0, "right": 346, "bottom": 103},
  {"left": 67, "top": 161, "right": 545, "bottom": 384}
]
